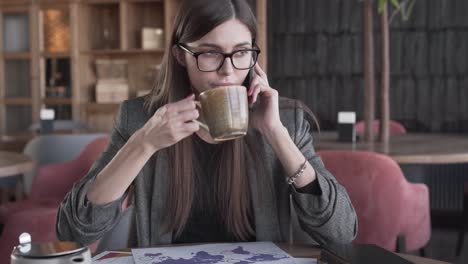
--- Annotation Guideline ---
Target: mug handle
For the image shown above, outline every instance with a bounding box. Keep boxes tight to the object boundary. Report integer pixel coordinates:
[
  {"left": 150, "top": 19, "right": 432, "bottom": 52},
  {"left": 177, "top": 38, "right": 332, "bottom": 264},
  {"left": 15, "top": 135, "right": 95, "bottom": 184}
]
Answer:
[{"left": 194, "top": 101, "right": 210, "bottom": 132}]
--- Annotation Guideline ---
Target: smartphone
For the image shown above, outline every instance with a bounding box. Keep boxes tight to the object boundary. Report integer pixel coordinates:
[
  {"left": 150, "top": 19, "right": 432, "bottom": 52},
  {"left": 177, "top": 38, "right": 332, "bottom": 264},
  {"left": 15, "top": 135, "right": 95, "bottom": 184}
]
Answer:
[
  {"left": 243, "top": 69, "right": 255, "bottom": 108},
  {"left": 243, "top": 68, "right": 254, "bottom": 88}
]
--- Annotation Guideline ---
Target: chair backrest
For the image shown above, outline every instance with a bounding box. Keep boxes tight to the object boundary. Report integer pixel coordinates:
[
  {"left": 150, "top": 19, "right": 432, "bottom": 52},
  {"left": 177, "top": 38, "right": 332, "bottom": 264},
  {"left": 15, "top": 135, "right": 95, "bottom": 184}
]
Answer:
[
  {"left": 355, "top": 120, "right": 407, "bottom": 135},
  {"left": 22, "top": 133, "right": 107, "bottom": 193},
  {"left": 30, "top": 136, "right": 109, "bottom": 200},
  {"left": 317, "top": 150, "right": 430, "bottom": 252},
  {"left": 29, "top": 120, "right": 91, "bottom": 132},
  {"left": 73, "top": 136, "right": 109, "bottom": 170}
]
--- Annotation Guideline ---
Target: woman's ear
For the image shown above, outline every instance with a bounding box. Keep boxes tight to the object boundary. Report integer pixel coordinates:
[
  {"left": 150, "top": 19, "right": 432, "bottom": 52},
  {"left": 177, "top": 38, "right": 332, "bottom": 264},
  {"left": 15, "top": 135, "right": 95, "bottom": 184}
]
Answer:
[{"left": 172, "top": 45, "right": 186, "bottom": 67}]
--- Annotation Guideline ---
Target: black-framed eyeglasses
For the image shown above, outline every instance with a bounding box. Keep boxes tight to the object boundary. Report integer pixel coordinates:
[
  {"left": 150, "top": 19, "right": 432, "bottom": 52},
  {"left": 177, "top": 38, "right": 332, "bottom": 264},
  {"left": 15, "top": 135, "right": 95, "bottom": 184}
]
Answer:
[{"left": 177, "top": 43, "right": 261, "bottom": 72}]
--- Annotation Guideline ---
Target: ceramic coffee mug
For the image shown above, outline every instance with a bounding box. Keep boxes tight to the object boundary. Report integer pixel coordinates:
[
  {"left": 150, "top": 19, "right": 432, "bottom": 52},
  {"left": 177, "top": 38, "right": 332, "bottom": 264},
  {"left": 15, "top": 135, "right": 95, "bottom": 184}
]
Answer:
[{"left": 194, "top": 85, "right": 249, "bottom": 141}]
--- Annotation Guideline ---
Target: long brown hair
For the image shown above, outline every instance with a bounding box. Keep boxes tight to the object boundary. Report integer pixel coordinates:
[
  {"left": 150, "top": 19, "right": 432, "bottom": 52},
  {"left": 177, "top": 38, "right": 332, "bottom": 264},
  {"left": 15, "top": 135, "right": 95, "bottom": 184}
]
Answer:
[{"left": 144, "top": 0, "right": 259, "bottom": 241}]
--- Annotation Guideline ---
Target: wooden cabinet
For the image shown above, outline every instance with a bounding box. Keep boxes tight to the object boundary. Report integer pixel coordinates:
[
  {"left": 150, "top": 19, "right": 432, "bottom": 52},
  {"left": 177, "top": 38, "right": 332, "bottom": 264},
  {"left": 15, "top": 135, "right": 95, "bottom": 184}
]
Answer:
[
  {"left": 0, "top": 0, "right": 267, "bottom": 133},
  {"left": 0, "top": 3, "right": 37, "bottom": 134},
  {"left": 76, "top": 0, "right": 169, "bottom": 131}
]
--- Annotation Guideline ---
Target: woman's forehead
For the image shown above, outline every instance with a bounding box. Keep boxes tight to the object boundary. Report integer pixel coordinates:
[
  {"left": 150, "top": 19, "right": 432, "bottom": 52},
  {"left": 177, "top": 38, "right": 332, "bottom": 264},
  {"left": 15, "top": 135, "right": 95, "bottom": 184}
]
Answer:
[{"left": 190, "top": 19, "right": 252, "bottom": 48}]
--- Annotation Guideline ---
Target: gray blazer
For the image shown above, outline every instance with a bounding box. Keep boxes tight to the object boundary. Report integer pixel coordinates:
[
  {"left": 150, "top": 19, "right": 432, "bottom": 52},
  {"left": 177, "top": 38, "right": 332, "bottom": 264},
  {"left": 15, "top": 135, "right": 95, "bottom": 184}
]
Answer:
[{"left": 56, "top": 97, "right": 357, "bottom": 247}]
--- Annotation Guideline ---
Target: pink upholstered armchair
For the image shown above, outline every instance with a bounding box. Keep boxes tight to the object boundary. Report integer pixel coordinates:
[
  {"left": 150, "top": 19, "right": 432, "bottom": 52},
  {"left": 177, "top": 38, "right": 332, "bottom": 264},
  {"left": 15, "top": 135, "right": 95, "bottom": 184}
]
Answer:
[
  {"left": 355, "top": 120, "right": 407, "bottom": 135},
  {"left": 0, "top": 208, "right": 58, "bottom": 263},
  {"left": 0, "top": 136, "right": 109, "bottom": 224},
  {"left": 0, "top": 137, "right": 109, "bottom": 263},
  {"left": 318, "top": 150, "right": 430, "bottom": 253}
]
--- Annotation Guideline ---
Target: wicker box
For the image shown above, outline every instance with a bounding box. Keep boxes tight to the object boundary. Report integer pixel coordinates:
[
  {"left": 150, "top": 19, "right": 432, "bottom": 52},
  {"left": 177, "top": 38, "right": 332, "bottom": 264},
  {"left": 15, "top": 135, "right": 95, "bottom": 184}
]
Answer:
[
  {"left": 136, "top": 89, "right": 151, "bottom": 97},
  {"left": 43, "top": 8, "right": 70, "bottom": 53},
  {"left": 95, "top": 59, "right": 128, "bottom": 80},
  {"left": 141, "top": 27, "right": 164, "bottom": 50},
  {"left": 95, "top": 80, "right": 129, "bottom": 103}
]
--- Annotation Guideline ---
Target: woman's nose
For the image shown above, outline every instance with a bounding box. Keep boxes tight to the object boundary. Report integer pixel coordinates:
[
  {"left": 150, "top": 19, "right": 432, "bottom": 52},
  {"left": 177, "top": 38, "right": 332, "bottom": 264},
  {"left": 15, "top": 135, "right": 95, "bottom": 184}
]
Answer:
[{"left": 218, "top": 57, "right": 235, "bottom": 75}]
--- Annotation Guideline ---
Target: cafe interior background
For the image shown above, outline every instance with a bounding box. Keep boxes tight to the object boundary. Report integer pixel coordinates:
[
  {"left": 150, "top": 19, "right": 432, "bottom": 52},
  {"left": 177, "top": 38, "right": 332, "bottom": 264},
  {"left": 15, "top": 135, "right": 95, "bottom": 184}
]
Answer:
[{"left": 0, "top": 0, "right": 467, "bottom": 263}]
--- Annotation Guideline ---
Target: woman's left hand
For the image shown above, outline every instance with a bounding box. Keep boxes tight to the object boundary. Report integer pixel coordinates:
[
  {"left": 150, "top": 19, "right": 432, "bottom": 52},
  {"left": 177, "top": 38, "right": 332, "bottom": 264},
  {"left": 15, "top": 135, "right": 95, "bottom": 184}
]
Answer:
[{"left": 248, "top": 64, "right": 283, "bottom": 134}]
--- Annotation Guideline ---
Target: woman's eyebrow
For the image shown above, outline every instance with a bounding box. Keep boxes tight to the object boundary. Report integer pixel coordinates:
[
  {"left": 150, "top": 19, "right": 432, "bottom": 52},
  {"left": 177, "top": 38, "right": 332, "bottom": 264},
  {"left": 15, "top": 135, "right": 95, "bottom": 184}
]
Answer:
[
  {"left": 197, "top": 42, "right": 252, "bottom": 49},
  {"left": 234, "top": 42, "right": 253, "bottom": 47}
]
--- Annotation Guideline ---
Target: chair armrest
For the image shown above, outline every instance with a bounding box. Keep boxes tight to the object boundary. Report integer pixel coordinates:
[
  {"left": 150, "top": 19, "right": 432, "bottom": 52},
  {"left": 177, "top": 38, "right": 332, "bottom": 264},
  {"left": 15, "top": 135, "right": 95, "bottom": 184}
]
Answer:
[
  {"left": 400, "top": 183, "right": 431, "bottom": 251},
  {"left": 0, "top": 208, "right": 59, "bottom": 263}
]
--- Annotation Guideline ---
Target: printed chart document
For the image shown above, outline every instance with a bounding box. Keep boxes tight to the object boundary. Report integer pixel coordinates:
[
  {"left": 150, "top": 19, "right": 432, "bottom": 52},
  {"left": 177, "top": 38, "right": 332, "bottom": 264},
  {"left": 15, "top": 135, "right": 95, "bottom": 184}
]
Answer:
[
  {"left": 294, "top": 258, "right": 317, "bottom": 264},
  {"left": 92, "top": 251, "right": 134, "bottom": 264},
  {"left": 132, "top": 242, "right": 302, "bottom": 264}
]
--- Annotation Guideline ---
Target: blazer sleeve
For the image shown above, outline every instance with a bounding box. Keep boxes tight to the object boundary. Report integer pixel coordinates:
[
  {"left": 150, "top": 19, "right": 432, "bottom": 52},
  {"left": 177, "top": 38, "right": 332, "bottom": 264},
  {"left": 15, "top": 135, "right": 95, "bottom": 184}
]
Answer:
[
  {"left": 290, "top": 105, "right": 358, "bottom": 245},
  {"left": 56, "top": 101, "right": 130, "bottom": 245}
]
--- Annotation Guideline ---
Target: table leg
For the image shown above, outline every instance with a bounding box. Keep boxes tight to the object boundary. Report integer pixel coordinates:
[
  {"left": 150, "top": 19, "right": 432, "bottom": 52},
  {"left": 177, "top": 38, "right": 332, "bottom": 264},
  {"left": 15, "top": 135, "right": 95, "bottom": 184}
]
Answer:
[
  {"left": 15, "top": 176, "right": 25, "bottom": 201},
  {"left": 0, "top": 187, "right": 9, "bottom": 204}
]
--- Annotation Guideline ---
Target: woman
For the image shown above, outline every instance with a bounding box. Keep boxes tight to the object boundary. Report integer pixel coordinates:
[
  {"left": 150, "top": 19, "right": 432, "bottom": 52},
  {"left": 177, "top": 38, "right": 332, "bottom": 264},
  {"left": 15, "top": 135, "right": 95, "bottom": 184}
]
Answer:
[{"left": 57, "top": 0, "right": 357, "bottom": 246}]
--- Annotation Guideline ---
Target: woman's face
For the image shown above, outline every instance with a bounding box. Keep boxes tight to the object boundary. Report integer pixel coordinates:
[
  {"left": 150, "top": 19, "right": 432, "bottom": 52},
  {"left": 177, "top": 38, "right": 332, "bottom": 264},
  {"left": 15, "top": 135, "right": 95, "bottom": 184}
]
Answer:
[{"left": 181, "top": 19, "right": 253, "bottom": 94}]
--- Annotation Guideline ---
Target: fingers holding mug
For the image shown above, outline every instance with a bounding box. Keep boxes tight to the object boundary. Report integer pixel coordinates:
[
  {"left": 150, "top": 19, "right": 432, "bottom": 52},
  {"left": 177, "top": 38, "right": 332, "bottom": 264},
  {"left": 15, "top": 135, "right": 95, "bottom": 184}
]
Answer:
[
  {"left": 142, "top": 95, "right": 200, "bottom": 152},
  {"left": 183, "top": 120, "right": 202, "bottom": 133},
  {"left": 167, "top": 94, "right": 197, "bottom": 115},
  {"left": 174, "top": 108, "right": 200, "bottom": 123},
  {"left": 192, "top": 101, "right": 210, "bottom": 132}
]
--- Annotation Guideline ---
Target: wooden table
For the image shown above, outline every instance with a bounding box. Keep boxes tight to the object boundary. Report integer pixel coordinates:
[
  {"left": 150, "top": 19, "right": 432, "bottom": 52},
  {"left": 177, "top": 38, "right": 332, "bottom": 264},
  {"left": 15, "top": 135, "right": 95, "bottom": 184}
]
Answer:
[
  {"left": 0, "top": 134, "right": 33, "bottom": 152},
  {"left": 116, "top": 243, "right": 449, "bottom": 264},
  {"left": 314, "top": 131, "right": 468, "bottom": 164},
  {"left": 276, "top": 243, "right": 449, "bottom": 264},
  {"left": 0, "top": 151, "right": 34, "bottom": 178},
  {"left": 0, "top": 151, "right": 34, "bottom": 202},
  {"left": 314, "top": 131, "right": 468, "bottom": 229},
  {"left": 0, "top": 130, "right": 97, "bottom": 152}
]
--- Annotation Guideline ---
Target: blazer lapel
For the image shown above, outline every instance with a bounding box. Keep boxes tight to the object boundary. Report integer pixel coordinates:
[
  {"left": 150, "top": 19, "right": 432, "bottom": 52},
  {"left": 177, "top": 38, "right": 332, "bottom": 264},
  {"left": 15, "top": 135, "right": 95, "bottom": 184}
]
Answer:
[
  {"left": 151, "top": 150, "right": 173, "bottom": 244},
  {"left": 245, "top": 146, "right": 283, "bottom": 241}
]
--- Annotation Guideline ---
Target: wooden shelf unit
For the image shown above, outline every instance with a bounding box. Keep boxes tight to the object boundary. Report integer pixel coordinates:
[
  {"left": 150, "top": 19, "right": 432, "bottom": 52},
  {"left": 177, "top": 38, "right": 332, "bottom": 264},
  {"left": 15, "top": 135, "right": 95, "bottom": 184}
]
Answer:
[
  {"left": 3, "top": 52, "right": 31, "bottom": 60},
  {"left": 40, "top": 51, "right": 70, "bottom": 58},
  {"left": 82, "top": 48, "right": 164, "bottom": 56},
  {"left": 0, "top": 3, "right": 37, "bottom": 133},
  {"left": 0, "top": 98, "right": 33, "bottom": 105},
  {"left": 43, "top": 97, "right": 72, "bottom": 105},
  {"left": 0, "top": 0, "right": 268, "bottom": 133}
]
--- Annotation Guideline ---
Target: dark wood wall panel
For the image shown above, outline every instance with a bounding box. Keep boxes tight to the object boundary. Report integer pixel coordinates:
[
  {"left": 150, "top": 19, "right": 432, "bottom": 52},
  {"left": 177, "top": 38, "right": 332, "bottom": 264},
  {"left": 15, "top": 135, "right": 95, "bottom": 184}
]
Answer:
[{"left": 268, "top": 0, "right": 468, "bottom": 132}]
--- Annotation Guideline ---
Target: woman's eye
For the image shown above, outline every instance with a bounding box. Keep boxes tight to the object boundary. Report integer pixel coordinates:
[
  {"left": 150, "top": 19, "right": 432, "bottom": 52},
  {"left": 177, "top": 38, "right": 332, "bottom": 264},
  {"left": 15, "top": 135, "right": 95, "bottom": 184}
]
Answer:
[
  {"left": 234, "top": 50, "right": 249, "bottom": 57},
  {"left": 202, "top": 52, "right": 220, "bottom": 57}
]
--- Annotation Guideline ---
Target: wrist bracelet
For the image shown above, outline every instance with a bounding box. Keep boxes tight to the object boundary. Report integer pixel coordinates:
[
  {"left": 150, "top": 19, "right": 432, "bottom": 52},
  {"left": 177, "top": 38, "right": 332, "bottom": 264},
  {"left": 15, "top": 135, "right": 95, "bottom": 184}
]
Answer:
[{"left": 287, "top": 158, "right": 308, "bottom": 185}]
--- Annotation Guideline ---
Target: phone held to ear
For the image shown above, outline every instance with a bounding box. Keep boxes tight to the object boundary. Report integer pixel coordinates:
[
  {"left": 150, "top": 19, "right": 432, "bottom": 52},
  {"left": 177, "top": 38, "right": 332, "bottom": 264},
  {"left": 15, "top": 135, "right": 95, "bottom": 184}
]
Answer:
[
  {"left": 243, "top": 68, "right": 254, "bottom": 88},
  {"left": 243, "top": 69, "right": 257, "bottom": 109}
]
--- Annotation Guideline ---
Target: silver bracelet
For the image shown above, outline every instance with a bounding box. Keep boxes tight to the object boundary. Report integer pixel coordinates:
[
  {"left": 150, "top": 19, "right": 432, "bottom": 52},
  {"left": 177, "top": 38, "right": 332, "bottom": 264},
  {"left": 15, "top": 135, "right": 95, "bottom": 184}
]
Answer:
[{"left": 287, "top": 159, "right": 308, "bottom": 185}]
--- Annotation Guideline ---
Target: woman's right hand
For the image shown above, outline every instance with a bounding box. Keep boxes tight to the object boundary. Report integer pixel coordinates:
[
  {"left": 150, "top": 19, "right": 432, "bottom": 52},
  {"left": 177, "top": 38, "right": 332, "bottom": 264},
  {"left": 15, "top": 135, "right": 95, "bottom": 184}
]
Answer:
[{"left": 135, "top": 94, "right": 200, "bottom": 154}]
